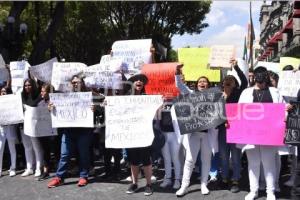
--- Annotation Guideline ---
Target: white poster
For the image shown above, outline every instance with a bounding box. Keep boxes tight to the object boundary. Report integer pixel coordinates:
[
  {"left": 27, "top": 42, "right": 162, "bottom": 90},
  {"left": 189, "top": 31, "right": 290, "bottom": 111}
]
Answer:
[
  {"left": 49, "top": 92, "right": 93, "bottom": 128},
  {"left": 30, "top": 57, "right": 58, "bottom": 83},
  {"left": 0, "top": 54, "right": 8, "bottom": 82},
  {"left": 111, "top": 39, "right": 152, "bottom": 74},
  {"left": 10, "top": 61, "right": 30, "bottom": 93},
  {"left": 209, "top": 45, "right": 236, "bottom": 68},
  {"left": 24, "top": 104, "right": 55, "bottom": 137},
  {"left": 0, "top": 94, "right": 24, "bottom": 125},
  {"left": 51, "top": 62, "right": 86, "bottom": 92},
  {"left": 278, "top": 71, "right": 300, "bottom": 97},
  {"left": 105, "top": 95, "right": 163, "bottom": 148},
  {"left": 83, "top": 59, "right": 123, "bottom": 89}
]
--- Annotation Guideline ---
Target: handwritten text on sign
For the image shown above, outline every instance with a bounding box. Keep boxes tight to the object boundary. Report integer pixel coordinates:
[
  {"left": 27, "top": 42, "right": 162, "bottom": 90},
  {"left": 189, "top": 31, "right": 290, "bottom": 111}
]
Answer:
[
  {"left": 51, "top": 62, "right": 86, "bottom": 92},
  {"left": 111, "top": 39, "right": 152, "bottom": 73},
  {"left": 50, "top": 92, "right": 93, "bottom": 128},
  {"left": 10, "top": 61, "right": 30, "bottom": 93},
  {"left": 278, "top": 71, "right": 300, "bottom": 97},
  {"left": 285, "top": 102, "right": 300, "bottom": 145},
  {"left": 174, "top": 88, "right": 226, "bottom": 134},
  {"left": 142, "top": 63, "right": 179, "bottom": 98},
  {"left": 209, "top": 45, "right": 236, "bottom": 68},
  {"left": 105, "top": 95, "right": 163, "bottom": 148},
  {"left": 24, "top": 104, "right": 55, "bottom": 137},
  {"left": 0, "top": 94, "right": 24, "bottom": 125},
  {"left": 30, "top": 57, "right": 57, "bottom": 83},
  {"left": 226, "top": 103, "right": 285, "bottom": 146}
]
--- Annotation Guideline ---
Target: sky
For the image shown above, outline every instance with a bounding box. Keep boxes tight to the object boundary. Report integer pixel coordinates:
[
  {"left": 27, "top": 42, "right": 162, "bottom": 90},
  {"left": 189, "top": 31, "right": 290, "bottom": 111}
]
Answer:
[{"left": 171, "top": 1, "right": 265, "bottom": 58}]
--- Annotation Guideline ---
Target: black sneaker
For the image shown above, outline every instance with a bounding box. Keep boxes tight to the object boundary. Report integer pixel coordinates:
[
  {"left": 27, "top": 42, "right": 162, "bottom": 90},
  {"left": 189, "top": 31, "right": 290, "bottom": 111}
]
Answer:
[
  {"left": 144, "top": 184, "right": 153, "bottom": 196},
  {"left": 230, "top": 181, "right": 240, "bottom": 193},
  {"left": 126, "top": 184, "right": 138, "bottom": 194},
  {"left": 219, "top": 179, "right": 229, "bottom": 190},
  {"left": 37, "top": 172, "right": 50, "bottom": 181}
]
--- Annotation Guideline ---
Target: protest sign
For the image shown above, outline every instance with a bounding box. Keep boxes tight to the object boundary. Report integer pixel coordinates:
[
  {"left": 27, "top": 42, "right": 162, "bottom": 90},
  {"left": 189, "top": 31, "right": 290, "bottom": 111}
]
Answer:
[
  {"left": 24, "top": 104, "right": 55, "bottom": 137},
  {"left": 174, "top": 88, "right": 226, "bottom": 134},
  {"left": 285, "top": 102, "right": 300, "bottom": 145},
  {"left": 0, "top": 54, "right": 5, "bottom": 68},
  {"left": 280, "top": 57, "right": 300, "bottom": 70},
  {"left": 49, "top": 92, "right": 93, "bottom": 128},
  {"left": 177, "top": 48, "right": 220, "bottom": 82},
  {"left": 83, "top": 60, "right": 122, "bottom": 89},
  {"left": 10, "top": 61, "right": 30, "bottom": 93},
  {"left": 30, "top": 57, "right": 57, "bottom": 83},
  {"left": 0, "top": 94, "right": 24, "bottom": 125},
  {"left": 105, "top": 95, "right": 163, "bottom": 148},
  {"left": 100, "top": 55, "right": 111, "bottom": 66},
  {"left": 255, "top": 61, "right": 280, "bottom": 74},
  {"left": 111, "top": 39, "right": 152, "bottom": 74},
  {"left": 51, "top": 62, "right": 86, "bottom": 92},
  {"left": 227, "top": 58, "right": 249, "bottom": 86},
  {"left": 142, "top": 63, "right": 179, "bottom": 98},
  {"left": 278, "top": 71, "right": 300, "bottom": 97},
  {"left": 0, "top": 54, "right": 8, "bottom": 82},
  {"left": 209, "top": 45, "right": 236, "bottom": 68},
  {"left": 226, "top": 103, "right": 285, "bottom": 146}
]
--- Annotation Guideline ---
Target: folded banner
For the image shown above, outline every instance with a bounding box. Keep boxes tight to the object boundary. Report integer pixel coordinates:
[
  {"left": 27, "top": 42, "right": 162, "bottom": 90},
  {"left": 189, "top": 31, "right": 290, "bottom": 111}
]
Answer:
[
  {"left": 285, "top": 102, "right": 300, "bottom": 145},
  {"left": 49, "top": 92, "right": 93, "bottom": 128},
  {"left": 226, "top": 103, "right": 285, "bottom": 146},
  {"left": 30, "top": 57, "right": 57, "bottom": 83},
  {"left": 178, "top": 48, "right": 220, "bottom": 82},
  {"left": 0, "top": 94, "right": 24, "bottom": 125},
  {"left": 105, "top": 95, "right": 163, "bottom": 148},
  {"left": 174, "top": 88, "right": 226, "bottom": 134},
  {"left": 24, "top": 104, "right": 56, "bottom": 137},
  {"left": 142, "top": 62, "right": 179, "bottom": 98}
]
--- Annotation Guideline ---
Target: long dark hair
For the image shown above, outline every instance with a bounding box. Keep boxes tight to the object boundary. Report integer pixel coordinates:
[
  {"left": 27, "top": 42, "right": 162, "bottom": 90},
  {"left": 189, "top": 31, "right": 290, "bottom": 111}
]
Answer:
[
  {"left": 195, "top": 76, "right": 211, "bottom": 92},
  {"left": 71, "top": 75, "right": 88, "bottom": 92},
  {"left": 21, "top": 78, "right": 39, "bottom": 100},
  {"left": 221, "top": 75, "right": 239, "bottom": 90},
  {"left": 0, "top": 86, "right": 12, "bottom": 95}
]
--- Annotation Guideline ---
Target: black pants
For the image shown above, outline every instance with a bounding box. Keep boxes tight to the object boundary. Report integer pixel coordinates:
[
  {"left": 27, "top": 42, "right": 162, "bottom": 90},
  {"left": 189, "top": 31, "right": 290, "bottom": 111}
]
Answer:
[
  {"left": 292, "top": 147, "right": 300, "bottom": 200},
  {"left": 103, "top": 148, "right": 121, "bottom": 174}
]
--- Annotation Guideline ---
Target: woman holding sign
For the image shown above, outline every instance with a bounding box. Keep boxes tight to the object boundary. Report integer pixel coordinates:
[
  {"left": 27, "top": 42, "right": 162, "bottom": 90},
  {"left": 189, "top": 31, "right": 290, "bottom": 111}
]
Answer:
[
  {"left": 21, "top": 78, "right": 44, "bottom": 177},
  {"left": 218, "top": 59, "right": 248, "bottom": 193},
  {"left": 0, "top": 86, "right": 17, "bottom": 177},
  {"left": 173, "top": 64, "right": 219, "bottom": 196},
  {"left": 124, "top": 74, "right": 154, "bottom": 196},
  {"left": 238, "top": 67, "right": 282, "bottom": 200}
]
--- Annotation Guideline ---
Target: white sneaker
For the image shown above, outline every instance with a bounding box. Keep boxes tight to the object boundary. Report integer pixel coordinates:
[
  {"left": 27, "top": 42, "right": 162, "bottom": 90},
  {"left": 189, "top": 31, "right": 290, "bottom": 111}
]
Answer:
[
  {"left": 21, "top": 169, "right": 34, "bottom": 177},
  {"left": 151, "top": 175, "right": 157, "bottom": 183},
  {"left": 34, "top": 169, "right": 42, "bottom": 177},
  {"left": 173, "top": 179, "right": 181, "bottom": 190},
  {"left": 125, "top": 176, "right": 132, "bottom": 182},
  {"left": 266, "top": 193, "right": 276, "bottom": 200},
  {"left": 176, "top": 186, "right": 188, "bottom": 197},
  {"left": 201, "top": 184, "right": 210, "bottom": 195},
  {"left": 160, "top": 178, "right": 172, "bottom": 188},
  {"left": 9, "top": 170, "right": 16, "bottom": 177},
  {"left": 245, "top": 192, "right": 258, "bottom": 200}
]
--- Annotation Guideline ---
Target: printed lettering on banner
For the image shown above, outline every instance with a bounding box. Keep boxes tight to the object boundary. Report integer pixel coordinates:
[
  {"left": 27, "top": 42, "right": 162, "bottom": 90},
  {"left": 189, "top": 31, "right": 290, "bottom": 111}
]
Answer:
[
  {"left": 285, "top": 102, "right": 300, "bottom": 145},
  {"left": 105, "top": 95, "right": 163, "bottom": 148},
  {"left": 174, "top": 88, "right": 226, "bottom": 134},
  {"left": 49, "top": 92, "right": 93, "bottom": 128}
]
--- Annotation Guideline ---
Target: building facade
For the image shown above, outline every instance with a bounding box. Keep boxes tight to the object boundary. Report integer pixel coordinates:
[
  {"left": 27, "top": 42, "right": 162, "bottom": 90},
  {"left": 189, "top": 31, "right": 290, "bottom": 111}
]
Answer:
[{"left": 258, "top": 0, "right": 300, "bottom": 62}]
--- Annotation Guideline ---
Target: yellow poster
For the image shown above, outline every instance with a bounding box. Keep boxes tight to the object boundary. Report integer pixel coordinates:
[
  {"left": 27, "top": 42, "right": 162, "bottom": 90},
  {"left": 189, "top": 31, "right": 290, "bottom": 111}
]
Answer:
[
  {"left": 178, "top": 48, "right": 220, "bottom": 82},
  {"left": 279, "top": 57, "right": 300, "bottom": 70}
]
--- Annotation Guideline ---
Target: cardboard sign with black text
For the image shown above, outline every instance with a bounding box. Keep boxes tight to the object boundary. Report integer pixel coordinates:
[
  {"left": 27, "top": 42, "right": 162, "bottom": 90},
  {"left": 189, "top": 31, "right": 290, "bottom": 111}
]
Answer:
[{"left": 174, "top": 88, "right": 226, "bottom": 134}]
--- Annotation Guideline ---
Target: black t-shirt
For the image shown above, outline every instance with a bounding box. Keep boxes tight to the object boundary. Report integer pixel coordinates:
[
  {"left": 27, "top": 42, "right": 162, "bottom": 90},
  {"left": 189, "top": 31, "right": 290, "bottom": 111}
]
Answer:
[{"left": 253, "top": 88, "right": 273, "bottom": 103}]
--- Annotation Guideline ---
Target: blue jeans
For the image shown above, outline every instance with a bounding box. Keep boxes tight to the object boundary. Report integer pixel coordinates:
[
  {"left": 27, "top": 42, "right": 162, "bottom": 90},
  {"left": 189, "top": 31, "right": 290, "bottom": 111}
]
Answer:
[
  {"left": 196, "top": 152, "right": 219, "bottom": 178},
  {"left": 56, "top": 128, "right": 93, "bottom": 179},
  {"left": 218, "top": 124, "right": 241, "bottom": 181}
]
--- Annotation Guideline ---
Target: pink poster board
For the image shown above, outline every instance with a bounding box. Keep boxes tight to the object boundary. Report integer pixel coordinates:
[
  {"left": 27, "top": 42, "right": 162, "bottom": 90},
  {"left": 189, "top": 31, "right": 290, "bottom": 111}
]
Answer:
[{"left": 226, "top": 103, "right": 285, "bottom": 146}]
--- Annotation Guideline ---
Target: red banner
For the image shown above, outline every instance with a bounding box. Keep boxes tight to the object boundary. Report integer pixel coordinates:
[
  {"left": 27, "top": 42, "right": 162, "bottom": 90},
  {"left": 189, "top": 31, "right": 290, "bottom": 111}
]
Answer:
[{"left": 142, "top": 63, "right": 179, "bottom": 99}]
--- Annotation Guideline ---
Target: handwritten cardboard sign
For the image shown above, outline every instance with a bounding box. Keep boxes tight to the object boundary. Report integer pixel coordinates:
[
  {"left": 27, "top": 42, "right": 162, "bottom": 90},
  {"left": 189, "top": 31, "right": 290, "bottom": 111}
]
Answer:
[
  {"left": 30, "top": 57, "right": 57, "bottom": 83},
  {"left": 0, "top": 94, "right": 24, "bottom": 125},
  {"left": 209, "top": 45, "right": 236, "bottom": 68},
  {"left": 278, "top": 71, "right": 300, "bottom": 97}
]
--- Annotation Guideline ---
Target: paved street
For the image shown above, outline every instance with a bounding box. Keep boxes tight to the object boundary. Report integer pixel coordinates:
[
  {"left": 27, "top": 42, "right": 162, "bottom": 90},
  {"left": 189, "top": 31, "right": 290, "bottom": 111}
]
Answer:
[{"left": 0, "top": 164, "right": 292, "bottom": 200}]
